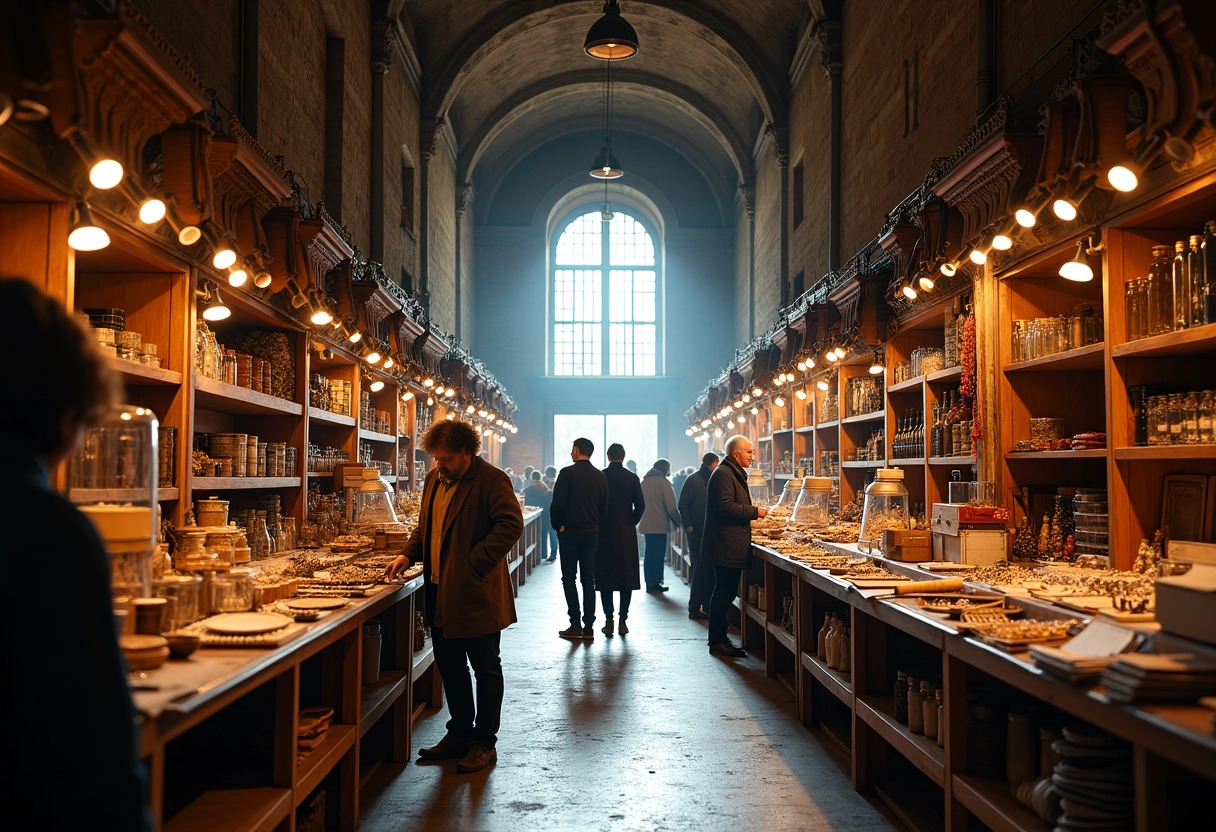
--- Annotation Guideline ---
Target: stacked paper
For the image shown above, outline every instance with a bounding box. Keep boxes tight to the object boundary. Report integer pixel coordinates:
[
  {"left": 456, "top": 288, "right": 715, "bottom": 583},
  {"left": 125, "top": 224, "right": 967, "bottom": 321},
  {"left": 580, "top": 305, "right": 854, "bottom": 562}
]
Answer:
[
  {"left": 1100, "top": 653, "right": 1216, "bottom": 704},
  {"left": 1029, "top": 619, "right": 1140, "bottom": 684}
]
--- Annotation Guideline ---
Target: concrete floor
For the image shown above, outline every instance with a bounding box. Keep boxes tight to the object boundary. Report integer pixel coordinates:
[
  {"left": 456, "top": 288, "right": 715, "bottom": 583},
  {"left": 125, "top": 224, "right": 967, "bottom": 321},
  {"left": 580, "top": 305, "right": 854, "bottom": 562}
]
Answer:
[{"left": 360, "top": 558, "right": 900, "bottom": 832}]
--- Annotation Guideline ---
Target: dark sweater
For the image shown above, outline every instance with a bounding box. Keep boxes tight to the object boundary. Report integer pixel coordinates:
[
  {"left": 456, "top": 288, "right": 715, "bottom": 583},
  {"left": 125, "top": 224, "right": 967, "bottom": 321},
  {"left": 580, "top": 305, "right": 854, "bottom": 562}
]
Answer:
[{"left": 550, "top": 458, "right": 609, "bottom": 534}]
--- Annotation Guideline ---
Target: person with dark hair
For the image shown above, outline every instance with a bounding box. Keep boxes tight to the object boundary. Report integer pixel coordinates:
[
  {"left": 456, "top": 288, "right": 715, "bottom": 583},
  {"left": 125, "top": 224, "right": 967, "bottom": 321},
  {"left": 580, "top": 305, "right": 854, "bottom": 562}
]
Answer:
[
  {"left": 639, "top": 458, "right": 681, "bottom": 591},
  {"left": 385, "top": 419, "right": 524, "bottom": 773},
  {"left": 550, "top": 437, "right": 608, "bottom": 639},
  {"left": 703, "top": 436, "right": 768, "bottom": 658},
  {"left": 0, "top": 278, "right": 152, "bottom": 831},
  {"left": 597, "top": 443, "right": 645, "bottom": 635},
  {"left": 679, "top": 451, "right": 720, "bottom": 620},
  {"left": 523, "top": 470, "right": 553, "bottom": 561},
  {"left": 542, "top": 465, "right": 559, "bottom": 561}
]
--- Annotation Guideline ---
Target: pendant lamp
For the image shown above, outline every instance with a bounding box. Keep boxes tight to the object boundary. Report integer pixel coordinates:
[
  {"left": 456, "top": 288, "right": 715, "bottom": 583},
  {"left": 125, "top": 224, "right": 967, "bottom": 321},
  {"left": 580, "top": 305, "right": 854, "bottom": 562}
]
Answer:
[{"left": 584, "top": 1, "right": 639, "bottom": 61}]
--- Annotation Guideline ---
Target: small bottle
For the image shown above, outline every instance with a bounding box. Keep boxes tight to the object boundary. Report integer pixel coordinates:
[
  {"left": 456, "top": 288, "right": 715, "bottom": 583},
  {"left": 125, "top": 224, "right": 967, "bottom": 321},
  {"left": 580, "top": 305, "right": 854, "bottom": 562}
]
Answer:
[
  {"left": 894, "top": 671, "right": 909, "bottom": 724},
  {"left": 1168, "top": 393, "right": 1184, "bottom": 444},
  {"left": 1203, "top": 221, "right": 1216, "bottom": 325},
  {"left": 921, "top": 681, "right": 938, "bottom": 739},
  {"left": 1184, "top": 392, "right": 1201, "bottom": 444},
  {"left": 836, "top": 623, "right": 851, "bottom": 672},
  {"left": 825, "top": 615, "right": 840, "bottom": 669},
  {"left": 817, "top": 614, "right": 832, "bottom": 661},
  {"left": 1148, "top": 245, "right": 1174, "bottom": 334},
  {"left": 935, "top": 688, "right": 945, "bottom": 747},
  {"left": 1173, "top": 240, "right": 1192, "bottom": 330},
  {"left": 1200, "top": 390, "right": 1215, "bottom": 444},
  {"left": 1188, "top": 235, "right": 1206, "bottom": 328},
  {"left": 907, "top": 676, "right": 925, "bottom": 734}
]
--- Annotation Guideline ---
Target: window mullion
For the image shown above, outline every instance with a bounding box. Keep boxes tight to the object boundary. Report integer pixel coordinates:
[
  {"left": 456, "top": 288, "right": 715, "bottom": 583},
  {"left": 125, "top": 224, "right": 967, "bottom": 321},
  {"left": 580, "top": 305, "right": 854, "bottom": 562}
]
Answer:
[{"left": 602, "top": 219, "right": 611, "bottom": 375}]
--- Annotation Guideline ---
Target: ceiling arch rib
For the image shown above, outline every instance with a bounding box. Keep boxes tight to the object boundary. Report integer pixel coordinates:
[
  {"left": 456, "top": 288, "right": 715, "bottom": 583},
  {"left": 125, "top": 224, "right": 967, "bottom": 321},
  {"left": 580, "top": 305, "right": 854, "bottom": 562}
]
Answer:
[
  {"left": 419, "top": 0, "right": 786, "bottom": 129},
  {"left": 456, "top": 71, "right": 754, "bottom": 187}
]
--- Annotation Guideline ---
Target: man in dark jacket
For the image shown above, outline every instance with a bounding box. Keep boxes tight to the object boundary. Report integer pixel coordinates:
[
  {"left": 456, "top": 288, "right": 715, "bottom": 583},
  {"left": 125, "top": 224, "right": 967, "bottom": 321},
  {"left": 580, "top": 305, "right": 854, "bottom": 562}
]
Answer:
[
  {"left": 702, "top": 435, "right": 768, "bottom": 657},
  {"left": 523, "top": 471, "right": 552, "bottom": 560},
  {"left": 678, "top": 451, "right": 719, "bottom": 621},
  {"left": 542, "top": 465, "right": 559, "bottom": 561},
  {"left": 386, "top": 420, "right": 524, "bottom": 772},
  {"left": 550, "top": 437, "right": 609, "bottom": 640},
  {"left": 597, "top": 443, "right": 645, "bottom": 636}
]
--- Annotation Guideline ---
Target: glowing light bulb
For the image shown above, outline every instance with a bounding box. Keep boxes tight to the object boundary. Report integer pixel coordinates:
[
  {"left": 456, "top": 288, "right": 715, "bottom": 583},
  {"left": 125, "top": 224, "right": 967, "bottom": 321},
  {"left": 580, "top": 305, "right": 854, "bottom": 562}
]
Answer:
[
  {"left": 795, "top": 389, "right": 808, "bottom": 400},
  {"left": 1015, "top": 208, "right": 1037, "bottom": 228},
  {"left": 1107, "top": 165, "right": 1138, "bottom": 192},
  {"left": 1052, "top": 199, "right": 1077, "bottom": 221},
  {"left": 228, "top": 269, "right": 248, "bottom": 287},
  {"left": 348, "top": 331, "right": 362, "bottom": 343},
  {"left": 402, "top": 390, "right": 414, "bottom": 402},
  {"left": 178, "top": 225, "right": 201, "bottom": 245},
  {"left": 365, "top": 350, "right": 381, "bottom": 365},
  {"left": 940, "top": 261, "right": 957, "bottom": 276},
  {"left": 138, "top": 198, "right": 166, "bottom": 224},
  {"left": 89, "top": 159, "right": 124, "bottom": 189},
  {"left": 369, "top": 379, "right": 385, "bottom": 392},
  {"left": 310, "top": 308, "right": 333, "bottom": 325},
  {"left": 212, "top": 248, "right": 237, "bottom": 270},
  {"left": 992, "top": 234, "right": 1012, "bottom": 250}
]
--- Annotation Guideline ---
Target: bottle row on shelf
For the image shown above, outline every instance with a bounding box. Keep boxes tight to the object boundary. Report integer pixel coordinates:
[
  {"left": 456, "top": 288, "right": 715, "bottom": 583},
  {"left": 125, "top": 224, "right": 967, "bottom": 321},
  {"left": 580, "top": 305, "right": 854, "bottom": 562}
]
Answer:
[{"left": 1124, "top": 222, "right": 1216, "bottom": 341}]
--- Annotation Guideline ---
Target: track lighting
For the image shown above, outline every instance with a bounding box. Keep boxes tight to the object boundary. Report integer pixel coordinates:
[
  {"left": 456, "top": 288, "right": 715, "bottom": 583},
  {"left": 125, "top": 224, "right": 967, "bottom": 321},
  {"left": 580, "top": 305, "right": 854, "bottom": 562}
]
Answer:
[
  {"left": 825, "top": 349, "right": 839, "bottom": 363},
  {"left": 253, "top": 269, "right": 273, "bottom": 289},
  {"left": 426, "top": 395, "right": 435, "bottom": 406},
  {"left": 348, "top": 329, "right": 363, "bottom": 344},
  {"left": 901, "top": 282, "right": 918, "bottom": 300},
  {"left": 750, "top": 406, "right": 759, "bottom": 415},
  {"left": 402, "top": 390, "right": 415, "bottom": 402},
  {"left": 227, "top": 268, "right": 247, "bottom": 288},
  {"left": 423, "top": 377, "right": 435, "bottom": 388},
  {"left": 774, "top": 396, "right": 785, "bottom": 408},
  {"left": 369, "top": 379, "right": 385, "bottom": 393},
  {"left": 308, "top": 296, "right": 333, "bottom": 326},
  {"left": 1059, "top": 237, "right": 1098, "bottom": 282},
  {"left": 918, "top": 274, "right": 935, "bottom": 292},
  {"left": 1015, "top": 191, "right": 1052, "bottom": 228},
  {"left": 198, "top": 282, "right": 231, "bottom": 322},
  {"left": 742, "top": 394, "right": 751, "bottom": 403},
  {"left": 969, "top": 248, "right": 988, "bottom": 265},
  {"left": 816, "top": 377, "right": 830, "bottom": 391},
  {"left": 795, "top": 389, "right": 808, "bottom": 400},
  {"left": 752, "top": 386, "right": 763, "bottom": 397},
  {"left": 1051, "top": 198, "right": 1078, "bottom": 221},
  {"left": 365, "top": 346, "right": 382, "bottom": 365},
  {"left": 833, "top": 346, "right": 847, "bottom": 360},
  {"left": 736, "top": 415, "right": 745, "bottom": 424},
  {"left": 467, "top": 404, "right": 476, "bottom": 414},
  {"left": 444, "top": 387, "right": 455, "bottom": 397},
  {"left": 940, "top": 260, "right": 957, "bottom": 276},
  {"left": 166, "top": 205, "right": 201, "bottom": 246},
  {"left": 382, "top": 357, "right": 394, "bottom": 370},
  {"left": 992, "top": 233, "right": 1013, "bottom": 251},
  {"left": 869, "top": 349, "right": 885, "bottom": 375},
  {"left": 700, "top": 419, "right": 711, "bottom": 428},
  {"left": 212, "top": 245, "right": 237, "bottom": 270},
  {"left": 685, "top": 427, "right": 694, "bottom": 436},
  {"left": 68, "top": 201, "right": 109, "bottom": 251},
  {"left": 89, "top": 158, "right": 124, "bottom": 190}
]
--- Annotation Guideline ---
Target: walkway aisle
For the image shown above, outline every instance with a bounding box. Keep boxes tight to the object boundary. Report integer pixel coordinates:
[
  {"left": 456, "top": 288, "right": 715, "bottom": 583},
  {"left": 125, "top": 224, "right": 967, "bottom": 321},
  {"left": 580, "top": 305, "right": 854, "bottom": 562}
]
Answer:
[{"left": 360, "top": 559, "right": 899, "bottom": 832}]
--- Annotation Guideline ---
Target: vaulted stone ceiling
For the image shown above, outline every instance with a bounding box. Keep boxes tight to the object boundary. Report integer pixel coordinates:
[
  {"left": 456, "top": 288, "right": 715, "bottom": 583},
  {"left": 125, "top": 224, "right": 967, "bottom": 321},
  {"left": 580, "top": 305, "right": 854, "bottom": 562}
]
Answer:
[{"left": 400, "top": 0, "right": 815, "bottom": 218}]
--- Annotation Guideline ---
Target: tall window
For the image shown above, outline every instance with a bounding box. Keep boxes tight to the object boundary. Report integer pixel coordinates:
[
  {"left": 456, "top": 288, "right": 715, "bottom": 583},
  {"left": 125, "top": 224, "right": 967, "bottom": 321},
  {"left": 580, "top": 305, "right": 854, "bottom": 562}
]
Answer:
[{"left": 552, "top": 210, "right": 658, "bottom": 376}]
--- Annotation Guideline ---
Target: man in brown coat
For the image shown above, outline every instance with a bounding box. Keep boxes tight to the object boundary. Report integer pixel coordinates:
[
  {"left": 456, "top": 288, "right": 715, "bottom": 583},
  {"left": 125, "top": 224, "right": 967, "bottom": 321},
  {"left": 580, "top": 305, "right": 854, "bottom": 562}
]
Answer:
[{"left": 386, "top": 420, "right": 523, "bottom": 773}]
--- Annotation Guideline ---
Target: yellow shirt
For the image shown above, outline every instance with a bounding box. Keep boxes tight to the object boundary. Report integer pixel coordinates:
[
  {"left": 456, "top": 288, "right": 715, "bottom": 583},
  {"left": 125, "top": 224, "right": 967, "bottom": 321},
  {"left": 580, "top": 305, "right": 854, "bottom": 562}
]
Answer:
[{"left": 429, "top": 477, "right": 458, "bottom": 583}]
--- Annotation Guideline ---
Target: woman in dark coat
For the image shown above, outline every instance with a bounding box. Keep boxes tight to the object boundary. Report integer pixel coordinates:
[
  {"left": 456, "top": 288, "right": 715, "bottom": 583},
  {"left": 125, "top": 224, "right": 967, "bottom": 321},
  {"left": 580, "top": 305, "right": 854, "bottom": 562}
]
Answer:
[{"left": 597, "top": 443, "right": 645, "bottom": 635}]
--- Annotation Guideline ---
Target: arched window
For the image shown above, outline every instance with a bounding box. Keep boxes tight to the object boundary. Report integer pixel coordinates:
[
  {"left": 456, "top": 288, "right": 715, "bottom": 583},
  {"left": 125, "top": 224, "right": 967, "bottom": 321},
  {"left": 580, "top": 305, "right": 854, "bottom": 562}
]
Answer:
[{"left": 552, "top": 209, "right": 659, "bottom": 376}]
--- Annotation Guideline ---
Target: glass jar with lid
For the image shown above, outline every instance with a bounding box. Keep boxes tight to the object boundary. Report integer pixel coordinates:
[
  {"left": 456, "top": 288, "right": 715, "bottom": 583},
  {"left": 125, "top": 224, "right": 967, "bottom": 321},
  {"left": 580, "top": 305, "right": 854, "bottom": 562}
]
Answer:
[
  {"left": 858, "top": 468, "right": 910, "bottom": 552},
  {"left": 211, "top": 567, "right": 257, "bottom": 613},
  {"left": 746, "top": 466, "right": 770, "bottom": 506},
  {"left": 792, "top": 476, "right": 832, "bottom": 526},
  {"left": 354, "top": 468, "right": 399, "bottom": 525},
  {"left": 771, "top": 476, "right": 802, "bottom": 513}
]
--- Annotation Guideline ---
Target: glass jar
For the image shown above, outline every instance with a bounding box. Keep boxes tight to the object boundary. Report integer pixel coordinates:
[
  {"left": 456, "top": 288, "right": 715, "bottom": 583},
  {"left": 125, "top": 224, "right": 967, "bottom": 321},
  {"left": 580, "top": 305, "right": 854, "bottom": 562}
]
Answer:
[
  {"left": 1183, "top": 392, "right": 1201, "bottom": 444},
  {"left": 921, "top": 681, "right": 938, "bottom": 738},
  {"left": 770, "top": 476, "right": 801, "bottom": 516},
  {"left": 858, "top": 468, "right": 910, "bottom": 552},
  {"left": 893, "top": 670, "right": 909, "bottom": 723},
  {"left": 792, "top": 476, "right": 832, "bottom": 526},
  {"left": 1168, "top": 393, "right": 1184, "bottom": 444},
  {"left": 211, "top": 567, "right": 256, "bottom": 613},
  {"left": 153, "top": 574, "right": 203, "bottom": 629},
  {"left": 1125, "top": 279, "right": 1145, "bottom": 341},
  {"left": 354, "top": 469, "right": 399, "bottom": 525},
  {"left": 746, "top": 466, "right": 770, "bottom": 506},
  {"left": 1200, "top": 390, "right": 1215, "bottom": 444},
  {"left": 907, "top": 677, "right": 925, "bottom": 734},
  {"left": 1148, "top": 245, "right": 1174, "bottom": 335}
]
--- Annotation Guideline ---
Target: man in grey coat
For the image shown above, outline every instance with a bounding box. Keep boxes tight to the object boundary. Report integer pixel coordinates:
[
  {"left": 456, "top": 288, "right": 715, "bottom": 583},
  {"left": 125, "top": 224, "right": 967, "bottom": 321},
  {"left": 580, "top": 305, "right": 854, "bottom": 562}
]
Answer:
[
  {"left": 678, "top": 451, "right": 719, "bottom": 620},
  {"left": 702, "top": 436, "right": 768, "bottom": 657},
  {"left": 639, "top": 458, "right": 681, "bottom": 591}
]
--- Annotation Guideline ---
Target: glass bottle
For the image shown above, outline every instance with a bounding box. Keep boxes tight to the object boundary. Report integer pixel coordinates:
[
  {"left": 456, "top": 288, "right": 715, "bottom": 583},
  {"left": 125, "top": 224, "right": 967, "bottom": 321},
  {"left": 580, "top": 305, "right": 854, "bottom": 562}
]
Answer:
[
  {"left": 907, "top": 676, "right": 925, "bottom": 734},
  {"left": 1124, "top": 279, "right": 1141, "bottom": 341},
  {"left": 1203, "top": 221, "right": 1216, "bottom": 325},
  {"left": 1183, "top": 392, "right": 1201, "bottom": 444},
  {"left": 825, "top": 615, "right": 839, "bottom": 668},
  {"left": 921, "top": 681, "right": 938, "bottom": 739},
  {"left": 894, "top": 670, "right": 909, "bottom": 723},
  {"left": 1189, "top": 235, "right": 1206, "bottom": 328},
  {"left": 1148, "top": 245, "right": 1174, "bottom": 334},
  {"left": 1173, "top": 240, "right": 1191, "bottom": 331},
  {"left": 1200, "top": 390, "right": 1216, "bottom": 444},
  {"left": 836, "top": 622, "right": 851, "bottom": 672},
  {"left": 1148, "top": 396, "right": 1164, "bottom": 445},
  {"left": 817, "top": 614, "right": 832, "bottom": 661},
  {"left": 1168, "top": 394, "right": 1184, "bottom": 445}
]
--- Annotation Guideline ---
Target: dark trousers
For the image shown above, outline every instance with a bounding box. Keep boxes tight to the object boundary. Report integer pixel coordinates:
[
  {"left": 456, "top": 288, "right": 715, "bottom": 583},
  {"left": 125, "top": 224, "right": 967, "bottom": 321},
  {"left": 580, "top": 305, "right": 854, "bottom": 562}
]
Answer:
[
  {"left": 643, "top": 533, "right": 667, "bottom": 587},
  {"left": 687, "top": 531, "right": 712, "bottom": 613},
  {"left": 708, "top": 564, "right": 743, "bottom": 645},
  {"left": 558, "top": 532, "right": 597, "bottom": 627},
  {"left": 432, "top": 627, "right": 503, "bottom": 748},
  {"left": 600, "top": 589, "right": 633, "bottom": 620}
]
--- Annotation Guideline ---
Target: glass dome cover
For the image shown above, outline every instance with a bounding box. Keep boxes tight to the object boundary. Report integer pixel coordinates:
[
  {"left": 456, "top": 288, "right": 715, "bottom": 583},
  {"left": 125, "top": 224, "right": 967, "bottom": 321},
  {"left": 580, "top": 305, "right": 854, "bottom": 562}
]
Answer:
[
  {"left": 792, "top": 476, "right": 833, "bottom": 527},
  {"left": 354, "top": 469, "right": 398, "bottom": 525},
  {"left": 858, "top": 468, "right": 910, "bottom": 550}
]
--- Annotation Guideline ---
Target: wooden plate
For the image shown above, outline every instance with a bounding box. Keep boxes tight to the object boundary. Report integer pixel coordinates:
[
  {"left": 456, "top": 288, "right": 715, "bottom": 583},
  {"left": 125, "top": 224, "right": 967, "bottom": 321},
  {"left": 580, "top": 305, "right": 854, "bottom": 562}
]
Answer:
[
  {"left": 204, "top": 612, "right": 293, "bottom": 635},
  {"left": 284, "top": 597, "right": 347, "bottom": 611}
]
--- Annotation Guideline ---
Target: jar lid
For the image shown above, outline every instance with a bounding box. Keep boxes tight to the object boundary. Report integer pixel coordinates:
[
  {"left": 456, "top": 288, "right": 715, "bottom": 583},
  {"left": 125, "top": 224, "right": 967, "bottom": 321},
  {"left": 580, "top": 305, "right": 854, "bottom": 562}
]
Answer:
[
  {"left": 804, "top": 476, "right": 832, "bottom": 490},
  {"left": 875, "top": 468, "right": 904, "bottom": 481},
  {"left": 784, "top": 478, "right": 804, "bottom": 490}
]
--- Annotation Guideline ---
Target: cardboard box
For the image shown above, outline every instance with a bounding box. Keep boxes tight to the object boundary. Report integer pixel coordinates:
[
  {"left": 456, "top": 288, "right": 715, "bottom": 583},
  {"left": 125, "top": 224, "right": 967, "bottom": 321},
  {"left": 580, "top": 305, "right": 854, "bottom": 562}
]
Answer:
[
  {"left": 1155, "top": 563, "right": 1216, "bottom": 646},
  {"left": 885, "top": 529, "right": 932, "bottom": 562}
]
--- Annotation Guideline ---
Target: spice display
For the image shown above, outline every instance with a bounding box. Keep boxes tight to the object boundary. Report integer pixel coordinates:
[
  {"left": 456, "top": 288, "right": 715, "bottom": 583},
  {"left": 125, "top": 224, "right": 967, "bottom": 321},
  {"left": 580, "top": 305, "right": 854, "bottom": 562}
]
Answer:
[
  {"left": 1141, "top": 390, "right": 1216, "bottom": 445},
  {"left": 226, "top": 330, "right": 296, "bottom": 400},
  {"left": 845, "top": 377, "right": 883, "bottom": 417}
]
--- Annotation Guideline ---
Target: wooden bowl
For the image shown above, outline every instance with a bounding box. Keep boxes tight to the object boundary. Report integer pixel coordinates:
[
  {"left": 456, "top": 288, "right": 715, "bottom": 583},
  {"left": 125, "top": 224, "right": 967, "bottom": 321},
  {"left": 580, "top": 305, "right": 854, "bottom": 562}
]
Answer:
[{"left": 164, "top": 633, "right": 202, "bottom": 659}]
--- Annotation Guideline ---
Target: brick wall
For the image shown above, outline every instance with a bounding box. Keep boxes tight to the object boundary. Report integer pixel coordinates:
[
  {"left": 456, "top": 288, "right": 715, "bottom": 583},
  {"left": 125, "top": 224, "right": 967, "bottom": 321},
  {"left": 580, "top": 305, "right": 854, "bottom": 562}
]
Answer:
[
  {"left": 734, "top": 196, "right": 751, "bottom": 346},
  {"left": 838, "top": 0, "right": 978, "bottom": 260},
  {"left": 426, "top": 139, "right": 457, "bottom": 333},
  {"left": 333, "top": 0, "right": 371, "bottom": 252},
  {"left": 137, "top": 0, "right": 240, "bottom": 119},
  {"left": 789, "top": 58, "right": 832, "bottom": 286},
  {"left": 752, "top": 142, "right": 784, "bottom": 335}
]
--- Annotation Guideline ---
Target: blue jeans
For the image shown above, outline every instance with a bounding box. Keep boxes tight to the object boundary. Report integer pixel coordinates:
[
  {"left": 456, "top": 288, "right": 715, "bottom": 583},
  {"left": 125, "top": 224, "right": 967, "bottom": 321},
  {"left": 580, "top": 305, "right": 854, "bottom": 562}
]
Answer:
[
  {"left": 432, "top": 628, "right": 503, "bottom": 748},
  {"left": 558, "top": 532, "right": 597, "bottom": 628},
  {"left": 644, "top": 533, "right": 667, "bottom": 587},
  {"left": 709, "top": 564, "right": 743, "bottom": 645},
  {"left": 545, "top": 525, "right": 559, "bottom": 559}
]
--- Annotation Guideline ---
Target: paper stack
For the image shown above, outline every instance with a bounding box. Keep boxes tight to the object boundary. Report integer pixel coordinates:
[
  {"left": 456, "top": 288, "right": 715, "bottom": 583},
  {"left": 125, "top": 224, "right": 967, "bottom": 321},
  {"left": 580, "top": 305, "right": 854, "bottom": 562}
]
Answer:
[
  {"left": 1100, "top": 653, "right": 1216, "bottom": 704},
  {"left": 1029, "top": 619, "right": 1140, "bottom": 684},
  {"left": 297, "top": 706, "right": 334, "bottom": 765}
]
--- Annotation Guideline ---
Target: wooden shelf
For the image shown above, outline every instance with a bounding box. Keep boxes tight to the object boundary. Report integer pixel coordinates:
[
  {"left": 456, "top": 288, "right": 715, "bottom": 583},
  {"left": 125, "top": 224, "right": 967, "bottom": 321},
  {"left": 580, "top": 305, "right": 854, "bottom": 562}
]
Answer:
[
  {"left": 69, "top": 486, "right": 179, "bottom": 503},
  {"left": 1004, "top": 449, "right": 1107, "bottom": 460},
  {"left": 773, "top": 427, "right": 794, "bottom": 437},
  {"left": 106, "top": 356, "right": 182, "bottom": 387},
  {"left": 928, "top": 456, "right": 976, "bottom": 466},
  {"left": 163, "top": 787, "right": 291, "bottom": 832},
  {"left": 758, "top": 435, "right": 774, "bottom": 443},
  {"left": 194, "top": 376, "right": 302, "bottom": 416},
  {"left": 1002, "top": 342, "right": 1105, "bottom": 373},
  {"left": 411, "top": 642, "right": 434, "bottom": 683},
  {"left": 888, "top": 375, "right": 926, "bottom": 393},
  {"left": 842, "top": 410, "right": 885, "bottom": 425},
  {"left": 308, "top": 406, "right": 356, "bottom": 427},
  {"left": 795, "top": 425, "right": 815, "bottom": 434},
  {"left": 359, "top": 428, "right": 396, "bottom": 443},
  {"left": 1114, "top": 445, "right": 1216, "bottom": 460},
  {"left": 856, "top": 694, "right": 945, "bottom": 786},
  {"left": 926, "top": 365, "right": 963, "bottom": 383},
  {"left": 817, "top": 419, "right": 840, "bottom": 430},
  {"left": 745, "top": 605, "right": 765, "bottom": 627},
  {"left": 842, "top": 459, "right": 885, "bottom": 468},
  {"left": 952, "top": 773, "right": 1051, "bottom": 832},
  {"left": 889, "top": 457, "right": 927, "bottom": 466},
  {"left": 360, "top": 670, "right": 408, "bottom": 736},
  {"left": 192, "top": 476, "right": 302, "bottom": 490},
  {"left": 1111, "top": 322, "right": 1216, "bottom": 358},
  {"left": 767, "top": 621, "right": 796, "bottom": 652},
  {"left": 802, "top": 650, "right": 853, "bottom": 703},
  {"left": 294, "top": 723, "right": 355, "bottom": 805},
  {"left": 307, "top": 471, "right": 333, "bottom": 478}
]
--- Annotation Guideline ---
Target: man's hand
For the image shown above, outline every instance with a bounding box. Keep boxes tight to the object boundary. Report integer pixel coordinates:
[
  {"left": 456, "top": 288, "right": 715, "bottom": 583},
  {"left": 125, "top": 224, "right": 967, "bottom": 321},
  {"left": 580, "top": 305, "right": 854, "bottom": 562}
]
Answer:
[
  {"left": 757, "top": 507, "right": 769, "bottom": 518},
  {"left": 384, "top": 555, "right": 410, "bottom": 580}
]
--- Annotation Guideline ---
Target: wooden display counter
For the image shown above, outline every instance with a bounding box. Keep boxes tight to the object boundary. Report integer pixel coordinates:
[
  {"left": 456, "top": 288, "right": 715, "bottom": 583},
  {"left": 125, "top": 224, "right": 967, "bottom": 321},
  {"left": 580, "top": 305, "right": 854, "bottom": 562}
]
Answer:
[
  {"left": 731, "top": 540, "right": 1216, "bottom": 831},
  {"left": 139, "top": 510, "right": 540, "bottom": 831}
]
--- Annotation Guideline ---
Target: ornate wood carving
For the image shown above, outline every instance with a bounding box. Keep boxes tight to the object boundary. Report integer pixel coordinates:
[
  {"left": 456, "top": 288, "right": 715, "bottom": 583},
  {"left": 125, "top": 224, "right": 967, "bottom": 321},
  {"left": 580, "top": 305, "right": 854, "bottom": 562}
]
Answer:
[
  {"left": 160, "top": 122, "right": 216, "bottom": 227},
  {"left": 1099, "top": 0, "right": 1216, "bottom": 163},
  {"left": 209, "top": 117, "right": 291, "bottom": 264}
]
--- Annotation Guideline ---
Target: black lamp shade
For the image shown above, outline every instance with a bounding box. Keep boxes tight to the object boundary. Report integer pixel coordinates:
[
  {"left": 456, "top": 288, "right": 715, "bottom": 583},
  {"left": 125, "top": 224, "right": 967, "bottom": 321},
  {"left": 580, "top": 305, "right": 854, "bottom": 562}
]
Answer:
[
  {"left": 590, "top": 145, "right": 623, "bottom": 179},
  {"left": 584, "top": 1, "right": 639, "bottom": 60}
]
